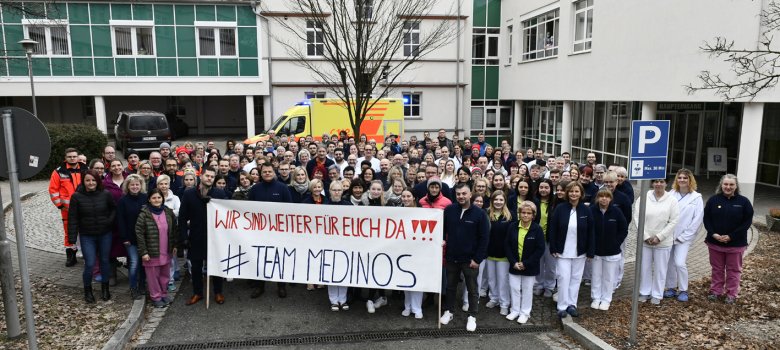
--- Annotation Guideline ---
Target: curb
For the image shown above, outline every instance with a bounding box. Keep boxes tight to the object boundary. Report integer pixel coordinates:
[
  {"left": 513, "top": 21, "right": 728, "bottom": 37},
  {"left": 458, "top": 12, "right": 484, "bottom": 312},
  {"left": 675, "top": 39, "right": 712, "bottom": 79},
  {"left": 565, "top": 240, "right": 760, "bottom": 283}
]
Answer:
[
  {"left": 102, "top": 298, "right": 145, "bottom": 350},
  {"left": 561, "top": 317, "right": 617, "bottom": 350},
  {"left": 3, "top": 192, "right": 35, "bottom": 213}
]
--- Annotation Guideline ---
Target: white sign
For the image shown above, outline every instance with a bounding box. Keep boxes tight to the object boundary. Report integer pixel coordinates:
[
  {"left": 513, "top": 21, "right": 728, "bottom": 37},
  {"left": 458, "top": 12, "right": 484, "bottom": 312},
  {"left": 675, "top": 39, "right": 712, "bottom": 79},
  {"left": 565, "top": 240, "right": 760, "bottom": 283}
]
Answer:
[
  {"left": 207, "top": 199, "right": 443, "bottom": 293},
  {"left": 707, "top": 147, "right": 728, "bottom": 172}
]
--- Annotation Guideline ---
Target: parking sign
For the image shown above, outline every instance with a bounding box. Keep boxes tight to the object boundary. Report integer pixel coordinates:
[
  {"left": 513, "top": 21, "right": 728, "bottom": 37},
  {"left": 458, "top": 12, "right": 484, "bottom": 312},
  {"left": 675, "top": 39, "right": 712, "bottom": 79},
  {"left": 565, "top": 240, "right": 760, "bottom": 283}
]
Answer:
[{"left": 629, "top": 120, "right": 670, "bottom": 180}]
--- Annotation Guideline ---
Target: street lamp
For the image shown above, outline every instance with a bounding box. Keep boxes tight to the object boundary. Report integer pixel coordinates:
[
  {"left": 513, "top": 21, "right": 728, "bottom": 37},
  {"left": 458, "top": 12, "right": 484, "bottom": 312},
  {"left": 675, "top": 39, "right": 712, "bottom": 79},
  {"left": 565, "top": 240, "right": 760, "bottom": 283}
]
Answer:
[{"left": 17, "top": 38, "right": 38, "bottom": 117}]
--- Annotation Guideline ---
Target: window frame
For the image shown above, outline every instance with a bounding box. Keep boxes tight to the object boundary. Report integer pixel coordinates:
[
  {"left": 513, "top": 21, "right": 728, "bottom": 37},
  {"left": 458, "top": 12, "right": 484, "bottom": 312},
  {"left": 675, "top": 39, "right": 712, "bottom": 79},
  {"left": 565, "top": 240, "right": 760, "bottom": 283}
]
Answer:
[
  {"left": 572, "top": 0, "right": 594, "bottom": 53},
  {"left": 305, "top": 91, "right": 327, "bottom": 99},
  {"left": 472, "top": 28, "right": 500, "bottom": 65},
  {"left": 306, "top": 20, "right": 325, "bottom": 57},
  {"left": 109, "top": 20, "right": 156, "bottom": 57},
  {"left": 194, "top": 21, "right": 238, "bottom": 58},
  {"left": 22, "top": 19, "right": 71, "bottom": 57},
  {"left": 506, "top": 24, "right": 513, "bottom": 65},
  {"left": 520, "top": 9, "right": 560, "bottom": 62},
  {"left": 403, "top": 21, "right": 421, "bottom": 57},
  {"left": 356, "top": 0, "right": 374, "bottom": 21},
  {"left": 402, "top": 92, "right": 422, "bottom": 119}
]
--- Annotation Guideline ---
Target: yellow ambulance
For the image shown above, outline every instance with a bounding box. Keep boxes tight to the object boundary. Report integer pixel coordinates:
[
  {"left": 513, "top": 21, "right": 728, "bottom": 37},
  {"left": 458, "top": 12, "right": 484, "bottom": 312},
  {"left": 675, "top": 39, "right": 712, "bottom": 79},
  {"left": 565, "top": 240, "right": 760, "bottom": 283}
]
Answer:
[{"left": 244, "top": 98, "right": 404, "bottom": 147}]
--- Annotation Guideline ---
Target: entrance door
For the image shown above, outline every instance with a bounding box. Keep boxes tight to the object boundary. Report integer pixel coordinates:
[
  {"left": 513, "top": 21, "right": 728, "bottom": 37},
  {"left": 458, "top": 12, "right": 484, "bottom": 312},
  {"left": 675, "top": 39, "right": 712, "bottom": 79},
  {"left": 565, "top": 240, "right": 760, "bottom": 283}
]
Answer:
[{"left": 664, "top": 113, "right": 702, "bottom": 174}]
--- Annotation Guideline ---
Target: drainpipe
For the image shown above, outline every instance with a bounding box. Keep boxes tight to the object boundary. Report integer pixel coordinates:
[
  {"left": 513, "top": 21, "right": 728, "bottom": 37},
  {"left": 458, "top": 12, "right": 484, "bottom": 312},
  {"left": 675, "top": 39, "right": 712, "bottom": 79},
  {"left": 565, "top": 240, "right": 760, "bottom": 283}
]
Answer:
[
  {"left": 455, "top": 0, "right": 462, "bottom": 136},
  {"left": 251, "top": 1, "right": 274, "bottom": 130}
]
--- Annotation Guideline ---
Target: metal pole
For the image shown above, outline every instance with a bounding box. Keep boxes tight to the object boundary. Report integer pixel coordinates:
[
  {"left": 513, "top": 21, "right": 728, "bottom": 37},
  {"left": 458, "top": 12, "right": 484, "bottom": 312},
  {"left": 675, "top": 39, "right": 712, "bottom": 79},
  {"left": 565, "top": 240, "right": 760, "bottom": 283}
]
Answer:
[
  {"left": 2, "top": 112, "right": 38, "bottom": 349},
  {"left": 25, "top": 53, "right": 37, "bottom": 118},
  {"left": 0, "top": 173, "right": 22, "bottom": 338},
  {"left": 629, "top": 180, "right": 649, "bottom": 344}
]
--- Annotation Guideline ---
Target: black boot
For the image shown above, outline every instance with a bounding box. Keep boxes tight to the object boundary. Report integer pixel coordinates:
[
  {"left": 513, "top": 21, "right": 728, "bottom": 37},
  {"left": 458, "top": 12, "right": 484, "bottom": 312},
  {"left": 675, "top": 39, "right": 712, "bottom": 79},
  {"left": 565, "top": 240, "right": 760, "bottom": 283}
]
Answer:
[
  {"left": 66, "top": 249, "right": 77, "bottom": 267},
  {"left": 84, "top": 286, "right": 95, "bottom": 304},
  {"left": 101, "top": 283, "right": 111, "bottom": 301},
  {"left": 250, "top": 281, "right": 265, "bottom": 299}
]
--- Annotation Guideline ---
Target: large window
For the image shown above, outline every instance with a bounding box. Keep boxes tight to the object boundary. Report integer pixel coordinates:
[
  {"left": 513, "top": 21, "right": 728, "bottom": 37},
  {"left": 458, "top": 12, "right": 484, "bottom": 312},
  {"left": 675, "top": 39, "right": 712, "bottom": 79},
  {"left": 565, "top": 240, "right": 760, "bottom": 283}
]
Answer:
[
  {"left": 403, "top": 21, "right": 420, "bottom": 57},
  {"left": 23, "top": 22, "right": 70, "bottom": 56},
  {"left": 403, "top": 92, "right": 421, "bottom": 119},
  {"left": 197, "top": 26, "right": 237, "bottom": 57},
  {"left": 306, "top": 20, "right": 324, "bottom": 57},
  {"left": 571, "top": 101, "right": 641, "bottom": 167},
  {"left": 521, "top": 101, "right": 562, "bottom": 156},
  {"left": 573, "top": 0, "right": 593, "bottom": 52},
  {"left": 521, "top": 9, "right": 559, "bottom": 61},
  {"left": 472, "top": 28, "right": 500, "bottom": 65},
  {"left": 112, "top": 25, "right": 155, "bottom": 56}
]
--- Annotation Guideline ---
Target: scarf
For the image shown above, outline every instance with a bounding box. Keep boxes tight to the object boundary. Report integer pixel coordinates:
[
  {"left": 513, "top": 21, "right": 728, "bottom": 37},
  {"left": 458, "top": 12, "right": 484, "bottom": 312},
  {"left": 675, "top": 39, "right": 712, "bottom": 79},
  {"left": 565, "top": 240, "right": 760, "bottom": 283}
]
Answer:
[
  {"left": 291, "top": 181, "right": 309, "bottom": 194},
  {"left": 149, "top": 204, "right": 165, "bottom": 215},
  {"left": 385, "top": 191, "right": 402, "bottom": 206}
]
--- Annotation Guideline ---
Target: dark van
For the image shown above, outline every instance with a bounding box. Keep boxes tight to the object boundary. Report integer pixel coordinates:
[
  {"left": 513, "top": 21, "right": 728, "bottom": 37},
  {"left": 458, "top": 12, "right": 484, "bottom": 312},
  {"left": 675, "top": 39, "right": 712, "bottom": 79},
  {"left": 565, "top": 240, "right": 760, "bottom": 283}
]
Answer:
[{"left": 113, "top": 111, "right": 172, "bottom": 152}]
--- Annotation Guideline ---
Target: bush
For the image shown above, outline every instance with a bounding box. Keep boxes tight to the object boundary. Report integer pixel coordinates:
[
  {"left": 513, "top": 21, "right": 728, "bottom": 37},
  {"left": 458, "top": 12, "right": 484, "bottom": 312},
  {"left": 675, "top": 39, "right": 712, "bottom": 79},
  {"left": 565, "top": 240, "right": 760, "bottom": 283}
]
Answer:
[{"left": 32, "top": 123, "right": 107, "bottom": 180}]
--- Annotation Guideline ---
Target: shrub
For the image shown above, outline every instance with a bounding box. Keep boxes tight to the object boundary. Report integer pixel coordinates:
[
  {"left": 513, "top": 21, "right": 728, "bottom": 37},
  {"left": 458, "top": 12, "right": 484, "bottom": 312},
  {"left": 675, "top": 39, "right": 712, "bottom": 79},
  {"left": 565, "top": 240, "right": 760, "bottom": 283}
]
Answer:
[
  {"left": 33, "top": 123, "right": 108, "bottom": 180},
  {"left": 770, "top": 208, "right": 780, "bottom": 219}
]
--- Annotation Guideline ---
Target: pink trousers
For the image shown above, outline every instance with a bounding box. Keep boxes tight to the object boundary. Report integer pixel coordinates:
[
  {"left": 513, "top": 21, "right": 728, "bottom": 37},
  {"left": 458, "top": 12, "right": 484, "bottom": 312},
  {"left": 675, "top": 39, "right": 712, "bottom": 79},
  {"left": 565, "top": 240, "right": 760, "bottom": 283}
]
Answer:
[
  {"left": 707, "top": 243, "right": 746, "bottom": 298},
  {"left": 144, "top": 263, "right": 171, "bottom": 302}
]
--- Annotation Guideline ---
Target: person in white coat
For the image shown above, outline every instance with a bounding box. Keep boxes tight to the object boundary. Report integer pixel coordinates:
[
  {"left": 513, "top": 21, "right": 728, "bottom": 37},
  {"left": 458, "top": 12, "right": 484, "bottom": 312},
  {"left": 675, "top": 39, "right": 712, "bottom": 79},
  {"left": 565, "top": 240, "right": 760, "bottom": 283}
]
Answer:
[
  {"left": 663, "top": 169, "right": 703, "bottom": 302},
  {"left": 634, "top": 178, "right": 679, "bottom": 305}
]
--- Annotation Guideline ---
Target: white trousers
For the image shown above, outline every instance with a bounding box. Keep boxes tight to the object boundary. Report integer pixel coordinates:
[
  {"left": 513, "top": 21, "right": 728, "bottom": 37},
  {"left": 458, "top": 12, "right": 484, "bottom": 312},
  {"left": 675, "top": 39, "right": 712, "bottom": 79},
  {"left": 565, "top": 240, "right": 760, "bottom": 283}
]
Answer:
[
  {"left": 534, "top": 243, "right": 557, "bottom": 291},
  {"left": 640, "top": 246, "right": 671, "bottom": 299},
  {"left": 615, "top": 241, "right": 626, "bottom": 289},
  {"left": 555, "top": 256, "right": 586, "bottom": 311},
  {"left": 463, "top": 261, "right": 488, "bottom": 304},
  {"left": 591, "top": 255, "right": 620, "bottom": 303},
  {"left": 583, "top": 259, "right": 592, "bottom": 280},
  {"left": 404, "top": 291, "right": 423, "bottom": 314},
  {"left": 328, "top": 286, "right": 348, "bottom": 305},
  {"left": 665, "top": 242, "right": 691, "bottom": 291},
  {"left": 509, "top": 274, "right": 536, "bottom": 317},
  {"left": 486, "top": 260, "right": 511, "bottom": 308}
]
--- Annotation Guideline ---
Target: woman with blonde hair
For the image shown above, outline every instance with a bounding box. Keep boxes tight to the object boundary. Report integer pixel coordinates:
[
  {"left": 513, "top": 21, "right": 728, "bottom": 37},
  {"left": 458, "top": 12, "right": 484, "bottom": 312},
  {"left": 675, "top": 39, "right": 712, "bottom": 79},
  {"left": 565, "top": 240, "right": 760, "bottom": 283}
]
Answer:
[
  {"left": 505, "top": 200, "right": 545, "bottom": 324},
  {"left": 289, "top": 167, "right": 311, "bottom": 203},
  {"left": 664, "top": 169, "right": 703, "bottom": 302},
  {"left": 117, "top": 174, "right": 147, "bottom": 299},
  {"left": 485, "top": 190, "right": 513, "bottom": 316}
]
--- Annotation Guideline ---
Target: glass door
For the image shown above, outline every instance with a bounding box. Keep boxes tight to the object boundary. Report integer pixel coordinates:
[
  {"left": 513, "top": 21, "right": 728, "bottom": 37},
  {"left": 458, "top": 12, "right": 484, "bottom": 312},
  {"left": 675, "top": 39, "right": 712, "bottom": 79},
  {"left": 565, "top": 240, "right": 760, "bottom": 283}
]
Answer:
[{"left": 662, "top": 112, "right": 703, "bottom": 174}]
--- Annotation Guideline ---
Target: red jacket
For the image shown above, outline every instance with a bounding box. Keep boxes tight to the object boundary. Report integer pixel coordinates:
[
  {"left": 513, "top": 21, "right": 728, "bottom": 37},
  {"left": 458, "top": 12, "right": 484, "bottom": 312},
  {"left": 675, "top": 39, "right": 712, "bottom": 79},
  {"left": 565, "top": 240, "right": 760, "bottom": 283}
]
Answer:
[{"left": 48, "top": 162, "right": 86, "bottom": 209}]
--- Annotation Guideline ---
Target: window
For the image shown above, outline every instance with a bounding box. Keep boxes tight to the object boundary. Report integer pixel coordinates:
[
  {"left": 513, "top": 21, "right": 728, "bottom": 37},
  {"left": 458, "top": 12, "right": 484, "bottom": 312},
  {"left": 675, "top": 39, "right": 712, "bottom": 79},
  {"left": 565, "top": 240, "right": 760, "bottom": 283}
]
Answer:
[
  {"left": 472, "top": 28, "right": 500, "bottom": 65},
  {"left": 305, "top": 92, "right": 326, "bottom": 99},
  {"left": 403, "top": 92, "right": 421, "bottom": 118},
  {"left": 280, "top": 116, "right": 306, "bottom": 136},
  {"left": 521, "top": 9, "right": 559, "bottom": 61},
  {"left": 506, "top": 25, "right": 513, "bottom": 64},
  {"left": 23, "top": 23, "right": 70, "bottom": 56},
  {"left": 357, "top": 0, "right": 374, "bottom": 20},
  {"left": 128, "top": 115, "right": 168, "bottom": 131},
  {"left": 573, "top": 0, "right": 593, "bottom": 52},
  {"left": 82, "top": 97, "right": 95, "bottom": 117},
  {"left": 306, "top": 20, "right": 324, "bottom": 57},
  {"left": 167, "top": 96, "right": 186, "bottom": 115},
  {"left": 197, "top": 27, "right": 237, "bottom": 57},
  {"left": 403, "top": 21, "right": 420, "bottom": 57},
  {"left": 113, "top": 26, "right": 155, "bottom": 56}
]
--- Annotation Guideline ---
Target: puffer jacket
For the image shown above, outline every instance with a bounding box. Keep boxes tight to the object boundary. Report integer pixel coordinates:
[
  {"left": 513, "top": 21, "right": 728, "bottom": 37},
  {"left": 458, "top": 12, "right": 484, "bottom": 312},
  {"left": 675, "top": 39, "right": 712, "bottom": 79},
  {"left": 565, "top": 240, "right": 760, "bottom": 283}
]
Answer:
[
  {"left": 135, "top": 206, "right": 178, "bottom": 258},
  {"left": 67, "top": 188, "right": 116, "bottom": 243}
]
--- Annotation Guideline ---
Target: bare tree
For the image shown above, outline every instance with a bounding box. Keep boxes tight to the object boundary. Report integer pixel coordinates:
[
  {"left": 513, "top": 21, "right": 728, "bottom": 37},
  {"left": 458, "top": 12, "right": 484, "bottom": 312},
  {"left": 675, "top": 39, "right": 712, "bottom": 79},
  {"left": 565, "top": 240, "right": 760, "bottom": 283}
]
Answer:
[
  {"left": 686, "top": 1, "right": 780, "bottom": 100},
  {"left": 262, "top": 0, "right": 458, "bottom": 137}
]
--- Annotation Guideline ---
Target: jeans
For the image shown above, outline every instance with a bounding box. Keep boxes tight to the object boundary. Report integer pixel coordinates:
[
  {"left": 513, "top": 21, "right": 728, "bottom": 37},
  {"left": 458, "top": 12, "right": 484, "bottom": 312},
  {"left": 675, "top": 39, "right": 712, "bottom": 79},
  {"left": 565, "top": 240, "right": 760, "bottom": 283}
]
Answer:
[
  {"left": 81, "top": 233, "right": 112, "bottom": 288},
  {"left": 445, "top": 262, "right": 479, "bottom": 317},
  {"left": 125, "top": 244, "right": 140, "bottom": 290}
]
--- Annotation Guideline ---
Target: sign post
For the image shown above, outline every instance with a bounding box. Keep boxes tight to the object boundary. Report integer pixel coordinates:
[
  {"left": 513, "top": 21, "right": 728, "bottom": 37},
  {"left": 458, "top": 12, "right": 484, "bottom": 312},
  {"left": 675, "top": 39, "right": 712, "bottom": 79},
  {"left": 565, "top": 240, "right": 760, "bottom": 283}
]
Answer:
[{"left": 628, "top": 120, "right": 670, "bottom": 345}]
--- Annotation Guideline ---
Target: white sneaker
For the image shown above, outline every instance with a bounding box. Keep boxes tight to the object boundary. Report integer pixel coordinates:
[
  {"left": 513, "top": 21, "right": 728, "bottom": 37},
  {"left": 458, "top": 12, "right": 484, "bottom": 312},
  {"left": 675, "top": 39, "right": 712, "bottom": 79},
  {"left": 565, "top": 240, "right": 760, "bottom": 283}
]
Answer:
[
  {"left": 499, "top": 307, "right": 509, "bottom": 316},
  {"left": 374, "top": 297, "right": 388, "bottom": 309},
  {"left": 462, "top": 303, "right": 469, "bottom": 312},
  {"left": 543, "top": 289, "right": 553, "bottom": 298},
  {"left": 479, "top": 290, "right": 487, "bottom": 298},
  {"left": 366, "top": 300, "right": 375, "bottom": 313},
  {"left": 401, "top": 309, "right": 411, "bottom": 317},
  {"left": 552, "top": 292, "right": 558, "bottom": 302},
  {"left": 599, "top": 302, "right": 610, "bottom": 311},
  {"left": 590, "top": 300, "right": 601, "bottom": 310},
  {"left": 414, "top": 312, "right": 423, "bottom": 319},
  {"left": 517, "top": 314, "right": 529, "bottom": 324},
  {"left": 533, "top": 289, "right": 543, "bottom": 296},
  {"left": 466, "top": 316, "right": 477, "bottom": 332},
  {"left": 439, "top": 310, "right": 453, "bottom": 325},
  {"left": 226, "top": 278, "right": 234, "bottom": 282},
  {"left": 505, "top": 311, "right": 519, "bottom": 321},
  {"left": 485, "top": 300, "right": 499, "bottom": 308}
]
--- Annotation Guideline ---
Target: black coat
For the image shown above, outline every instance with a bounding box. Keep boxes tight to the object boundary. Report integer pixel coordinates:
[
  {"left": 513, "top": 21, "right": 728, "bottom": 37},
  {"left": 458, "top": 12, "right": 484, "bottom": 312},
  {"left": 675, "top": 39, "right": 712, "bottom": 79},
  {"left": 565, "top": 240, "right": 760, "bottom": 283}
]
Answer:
[
  {"left": 178, "top": 186, "right": 228, "bottom": 260},
  {"left": 591, "top": 203, "right": 628, "bottom": 256},
  {"left": 67, "top": 189, "right": 116, "bottom": 244},
  {"left": 117, "top": 192, "right": 148, "bottom": 245},
  {"left": 548, "top": 202, "right": 595, "bottom": 258},
  {"left": 505, "top": 221, "right": 546, "bottom": 276}
]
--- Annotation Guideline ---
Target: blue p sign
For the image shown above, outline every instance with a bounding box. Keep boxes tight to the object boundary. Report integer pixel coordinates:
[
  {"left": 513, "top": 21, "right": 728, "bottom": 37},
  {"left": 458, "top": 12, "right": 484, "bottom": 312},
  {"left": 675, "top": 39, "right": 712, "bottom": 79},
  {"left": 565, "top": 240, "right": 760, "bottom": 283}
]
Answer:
[{"left": 630, "top": 120, "right": 670, "bottom": 180}]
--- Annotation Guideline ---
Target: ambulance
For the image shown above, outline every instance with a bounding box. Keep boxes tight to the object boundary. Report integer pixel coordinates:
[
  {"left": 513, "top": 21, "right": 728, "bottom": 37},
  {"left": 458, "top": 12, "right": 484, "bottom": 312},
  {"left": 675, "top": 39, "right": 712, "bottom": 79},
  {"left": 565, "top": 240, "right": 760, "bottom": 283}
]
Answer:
[{"left": 244, "top": 98, "right": 404, "bottom": 147}]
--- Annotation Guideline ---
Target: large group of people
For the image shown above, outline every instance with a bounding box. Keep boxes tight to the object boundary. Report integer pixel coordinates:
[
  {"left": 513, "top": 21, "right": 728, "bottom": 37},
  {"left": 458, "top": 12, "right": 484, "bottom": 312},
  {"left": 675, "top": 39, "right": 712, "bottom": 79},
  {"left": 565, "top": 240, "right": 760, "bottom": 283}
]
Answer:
[{"left": 49, "top": 128, "right": 755, "bottom": 331}]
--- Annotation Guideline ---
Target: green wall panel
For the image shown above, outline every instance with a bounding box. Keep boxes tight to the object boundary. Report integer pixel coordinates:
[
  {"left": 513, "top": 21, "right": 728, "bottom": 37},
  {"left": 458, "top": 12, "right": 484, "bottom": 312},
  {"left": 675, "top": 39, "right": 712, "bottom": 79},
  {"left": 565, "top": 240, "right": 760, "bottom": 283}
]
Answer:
[
  {"left": 69, "top": 3, "right": 90, "bottom": 24},
  {"left": 216, "top": 5, "right": 236, "bottom": 22},
  {"left": 178, "top": 58, "right": 197, "bottom": 76},
  {"left": 471, "top": 66, "right": 485, "bottom": 100},
  {"left": 51, "top": 58, "right": 72, "bottom": 76},
  {"left": 487, "top": 0, "right": 501, "bottom": 27},
  {"left": 73, "top": 58, "right": 94, "bottom": 76},
  {"left": 0, "top": 60, "right": 6, "bottom": 76},
  {"left": 237, "top": 6, "right": 256, "bottom": 26},
  {"left": 94, "top": 58, "right": 114, "bottom": 76},
  {"left": 111, "top": 4, "right": 132, "bottom": 20},
  {"left": 473, "top": 0, "right": 487, "bottom": 27},
  {"left": 154, "top": 5, "right": 174, "bottom": 25},
  {"left": 90, "top": 4, "right": 110, "bottom": 25},
  {"left": 115, "top": 58, "right": 135, "bottom": 76},
  {"left": 8, "top": 57, "right": 26, "bottom": 76},
  {"left": 176, "top": 27, "right": 196, "bottom": 57},
  {"left": 196, "top": 5, "right": 215, "bottom": 21},
  {"left": 155, "top": 26, "right": 176, "bottom": 57},
  {"left": 0, "top": 28, "right": 4, "bottom": 57},
  {"left": 238, "top": 27, "right": 257, "bottom": 58},
  {"left": 4, "top": 25, "right": 24, "bottom": 54},
  {"left": 239, "top": 59, "right": 258, "bottom": 76},
  {"left": 175, "top": 5, "right": 195, "bottom": 25},
  {"left": 92, "top": 26, "right": 113, "bottom": 56},
  {"left": 133, "top": 4, "right": 153, "bottom": 21},
  {"left": 48, "top": 3, "right": 68, "bottom": 20},
  {"left": 24, "top": 3, "right": 45, "bottom": 19},
  {"left": 485, "top": 66, "right": 499, "bottom": 99},
  {"left": 70, "top": 26, "right": 92, "bottom": 56},
  {"left": 1, "top": 5, "right": 23, "bottom": 23},
  {"left": 199, "top": 58, "right": 218, "bottom": 76},
  {"left": 157, "top": 58, "right": 177, "bottom": 76},
  {"left": 31, "top": 57, "right": 50, "bottom": 76},
  {"left": 219, "top": 59, "right": 238, "bottom": 76},
  {"left": 137, "top": 58, "right": 156, "bottom": 76}
]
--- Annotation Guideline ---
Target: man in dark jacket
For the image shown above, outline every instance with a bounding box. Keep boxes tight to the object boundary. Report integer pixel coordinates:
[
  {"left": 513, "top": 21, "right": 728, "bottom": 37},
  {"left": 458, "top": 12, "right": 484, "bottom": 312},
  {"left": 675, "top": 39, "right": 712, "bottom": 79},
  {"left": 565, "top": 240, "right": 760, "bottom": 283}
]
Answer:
[
  {"left": 413, "top": 164, "right": 452, "bottom": 201},
  {"left": 179, "top": 167, "right": 228, "bottom": 306},
  {"left": 439, "top": 183, "right": 490, "bottom": 332},
  {"left": 248, "top": 163, "right": 293, "bottom": 298},
  {"left": 306, "top": 146, "right": 335, "bottom": 180}
]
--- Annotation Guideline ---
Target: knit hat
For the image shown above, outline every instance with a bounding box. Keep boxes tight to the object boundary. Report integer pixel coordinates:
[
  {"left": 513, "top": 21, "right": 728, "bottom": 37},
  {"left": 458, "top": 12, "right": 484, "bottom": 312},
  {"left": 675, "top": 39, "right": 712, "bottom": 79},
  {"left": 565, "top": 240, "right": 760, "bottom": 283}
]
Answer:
[
  {"left": 159, "top": 142, "right": 171, "bottom": 149},
  {"left": 471, "top": 167, "right": 483, "bottom": 174},
  {"left": 176, "top": 146, "right": 188, "bottom": 156},
  {"left": 427, "top": 177, "right": 442, "bottom": 188},
  {"left": 125, "top": 150, "right": 139, "bottom": 160}
]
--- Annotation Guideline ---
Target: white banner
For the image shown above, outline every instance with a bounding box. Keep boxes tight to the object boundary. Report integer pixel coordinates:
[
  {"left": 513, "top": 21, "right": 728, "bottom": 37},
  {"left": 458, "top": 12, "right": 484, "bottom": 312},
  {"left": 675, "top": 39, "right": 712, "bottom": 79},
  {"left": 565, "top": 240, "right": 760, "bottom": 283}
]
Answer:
[{"left": 206, "top": 199, "right": 443, "bottom": 293}]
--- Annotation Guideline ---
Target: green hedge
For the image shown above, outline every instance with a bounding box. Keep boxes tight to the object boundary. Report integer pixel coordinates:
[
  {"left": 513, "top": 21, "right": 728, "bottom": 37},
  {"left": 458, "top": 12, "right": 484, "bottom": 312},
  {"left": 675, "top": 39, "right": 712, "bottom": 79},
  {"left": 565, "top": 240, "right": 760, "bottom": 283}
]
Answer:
[{"left": 33, "top": 123, "right": 108, "bottom": 180}]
